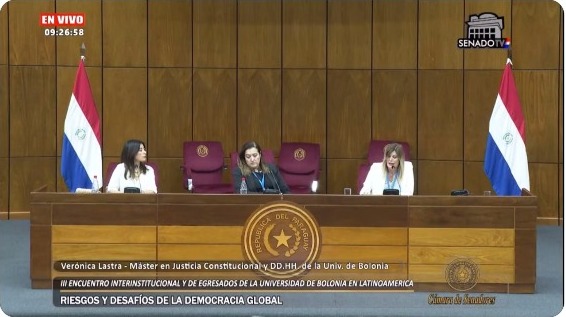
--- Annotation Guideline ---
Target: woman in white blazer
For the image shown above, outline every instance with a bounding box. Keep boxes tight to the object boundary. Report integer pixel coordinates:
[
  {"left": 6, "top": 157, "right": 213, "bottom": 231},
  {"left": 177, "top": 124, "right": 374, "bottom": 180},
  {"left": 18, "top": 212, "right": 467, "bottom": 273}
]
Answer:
[{"left": 360, "top": 143, "right": 414, "bottom": 196}]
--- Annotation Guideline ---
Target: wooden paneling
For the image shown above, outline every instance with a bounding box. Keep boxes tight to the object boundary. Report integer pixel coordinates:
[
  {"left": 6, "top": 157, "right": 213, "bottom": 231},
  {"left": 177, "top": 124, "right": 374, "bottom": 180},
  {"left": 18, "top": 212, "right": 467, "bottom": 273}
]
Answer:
[
  {"left": 463, "top": 70, "right": 501, "bottom": 161},
  {"left": 410, "top": 264, "right": 514, "bottom": 283},
  {"left": 560, "top": 73, "right": 563, "bottom": 163},
  {"left": 410, "top": 205, "right": 515, "bottom": 229},
  {"left": 193, "top": 0, "right": 237, "bottom": 68},
  {"left": 514, "top": 229, "right": 535, "bottom": 283},
  {"left": 0, "top": 158, "right": 7, "bottom": 213},
  {"left": 529, "top": 163, "right": 558, "bottom": 220},
  {"left": 56, "top": 0, "right": 102, "bottom": 66},
  {"left": 56, "top": 157, "right": 67, "bottom": 192},
  {"left": 148, "top": 0, "right": 192, "bottom": 67},
  {"left": 327, "top": 70, "right": 371, "bottom": 158},
  {"left": 309, "top": 204, "right": 408, "bottom": 227},
  {"left": 320, "top": 246, "right": 406, "bottom": 262},
  {"left": 0, "top": 65, "right": 7, "bottom": 157},
  {"left": 10, "top": 66, "right": 56, "bottom": 156},
  {"left": 417, "top": 160, "right": 463, "bottom": 195},
  {"left": 328, "top": 0, "right": 372, "bottom": 69},
  {"left": 372, "top": 70, "right": 417, "bottom": 154},
  {"left": 8, "top": 0, "right": 55, "bottom": 65},
  {"left": 238, "top": 0, "right": 281, "bottom": 68},
  {"left": 512, "top": 0, "right": 561, "bottom": 69},
  {"left": 10, "top": 157, "right": 57, "bottom": 212},
  {"left": 53, "top": 225, "right": 156, "bottom": 243},
  {"left": 322, "top": 227, "right": 408, "bottom": 245},
  {"left": 282, "top": 70, "right": 326, "bottom": 154},
  {"left": 0, "top": 3, "right": 7, "bottom": 65},
  {"left": 237, "top": 69, "right": 281, "bottom": 153},
  {"left": 53, "top": 203, "right": 157, "bottom": 225},
  {"left": 418, "top": 0, "right": 463, "bottom": 69},
  {"left": 159, "top": 226, "right": 243, "bottom": 244},
  {"left": 560, "top": 164, "right": 563, "bottom": 223},
  {"left": 30, "top": 225, "right": 51, "bottom": 280},
  {"left": 515, "top": 70, "right": 559, "bottom": 163},
  {"left": 56, "top": 66, "right": 102, "bottom": 155},
  {"left": 102, "top": 1, "right": 147, "bottom": 67},
  {"left": 409, "top": 228, "right": 514, "bottom": 247},
  {"left": 53, "top": 244, "right": 155, "bottom": 260},
  {"left": 146, "top": 158, "right": 184, "bottom": 193},
  {"left": 463, "top": 161, "right": 493, "bottom": 196},
  {"left": 192, "top": 69, "right": 236, "bottom": 152},
  {"left": 282, "top": 0, "right": 326, "bottom": 69},
  {"left": 373, "top": 0, "right": 417, "bottom": 69},
  {"left": 148, "top": 68, "right": 192, "bottom": 157},
  {"left": 409, "top": 246, "right": 514, "bottom": 265},
  {"left": 326, "top": 159, "right": 363, "bottom": 195},
  {"left": 418, "top": 71, "right": 463, "bottom": 160},
  {"left": 463, "top": 0, "right": 510, "bottom": 70},
  {"left": 102, "top": 68, "right": 147, "bottom": 156},
  {"left": 159, "top": 245, "right": 242, "bottom": 261}
]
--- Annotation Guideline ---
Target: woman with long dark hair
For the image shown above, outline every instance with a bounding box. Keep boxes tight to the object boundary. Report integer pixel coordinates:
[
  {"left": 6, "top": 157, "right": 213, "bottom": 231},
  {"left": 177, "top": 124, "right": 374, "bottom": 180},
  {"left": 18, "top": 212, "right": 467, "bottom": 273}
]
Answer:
[{"left": 106, "top": 139, "right": 157, "bottom": 193}]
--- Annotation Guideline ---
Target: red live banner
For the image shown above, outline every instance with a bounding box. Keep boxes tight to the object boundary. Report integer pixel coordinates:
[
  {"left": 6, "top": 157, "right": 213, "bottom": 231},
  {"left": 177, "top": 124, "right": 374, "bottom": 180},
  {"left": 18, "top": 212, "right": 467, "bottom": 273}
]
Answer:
[{"left": 40, "top": 13, "right": 85, "bottom": 27}]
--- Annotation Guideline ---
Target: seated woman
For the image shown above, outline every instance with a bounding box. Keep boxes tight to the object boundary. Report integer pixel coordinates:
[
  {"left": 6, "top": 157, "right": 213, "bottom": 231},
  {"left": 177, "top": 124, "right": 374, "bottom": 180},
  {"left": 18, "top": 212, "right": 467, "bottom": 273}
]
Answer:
[
  {"left": 360, "top": 143, "right": 414, "bottom": 195},
  {"left": 231, "top": 141, "right": 289, "bottom": 194},
  {"left": 107, "top": 139, "right": 157, "bottom": 194}
]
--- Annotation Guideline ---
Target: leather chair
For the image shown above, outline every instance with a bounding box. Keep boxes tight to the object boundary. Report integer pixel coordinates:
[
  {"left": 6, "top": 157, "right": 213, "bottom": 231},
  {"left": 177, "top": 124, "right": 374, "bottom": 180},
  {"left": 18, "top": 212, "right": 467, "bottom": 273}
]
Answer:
[
  {"left": 181, "top": 141, "right": 232, "bottom": 193},
  {"left": 278, "top": 142, "right": 320, "bottom": 194}
]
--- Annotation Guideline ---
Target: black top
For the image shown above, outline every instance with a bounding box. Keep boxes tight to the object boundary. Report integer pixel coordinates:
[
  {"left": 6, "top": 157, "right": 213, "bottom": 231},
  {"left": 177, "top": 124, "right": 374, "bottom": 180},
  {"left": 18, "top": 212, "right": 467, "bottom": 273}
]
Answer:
[{"left": 231, "top": 163, "right": 290, "bottom": 194}]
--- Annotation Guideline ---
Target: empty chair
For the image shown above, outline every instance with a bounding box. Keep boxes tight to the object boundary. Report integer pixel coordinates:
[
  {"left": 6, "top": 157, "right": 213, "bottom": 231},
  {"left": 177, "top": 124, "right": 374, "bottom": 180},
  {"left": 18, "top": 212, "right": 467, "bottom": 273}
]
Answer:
[
  {"left": 358, "top": 140, "right": 411, "bottom": 194},
  {"left": 230, "top": 148, "right": 276, "bottom": 171},
  {"left": 182, "top": 141, "right": 232, "bottom": 193},
  {"left": 278, "top": 142, "right": 320, "bottom": 194},
  {"left": 104, "top": 161, "right": 160, "bottom": 191}
]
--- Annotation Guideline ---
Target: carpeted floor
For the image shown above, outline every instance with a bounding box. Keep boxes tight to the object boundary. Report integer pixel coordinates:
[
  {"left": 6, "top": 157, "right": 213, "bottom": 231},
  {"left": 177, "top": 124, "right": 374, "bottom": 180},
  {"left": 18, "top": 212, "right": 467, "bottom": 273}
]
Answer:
[{"left": 0, "top": 220, "right": 563, "bottom": 317}]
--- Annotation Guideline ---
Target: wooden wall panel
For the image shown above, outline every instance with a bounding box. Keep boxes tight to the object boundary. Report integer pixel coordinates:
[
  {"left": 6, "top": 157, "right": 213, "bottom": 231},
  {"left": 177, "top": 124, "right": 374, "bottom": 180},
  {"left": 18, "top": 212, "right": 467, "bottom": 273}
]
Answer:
[
  {"left": 0, "top": 3, "right": 7, "bottom": 65},
  {"left": 463, "top": 161, "right": 493, "bottom": 196},
  {"left": 463, "top": 0, "right": 510, "bottom": 70},
  {"left": 0, "top": 65, "right": 7, "bottom": 157},
  {"left": 102, "top": 68, "right": 147, "bottom": 156},
  {"left": 192, "top": 69, "right": 237, "bottom": 153},
  {"left": 326, "top": 159, "right": 364, "bottom": 195},
  {"left": 328, "top": 0, "right": 372, "bottom": 69},
  {"left": 193, "top": 0, "right": 236, "bottom": 68},
  {"left": 560, "top": 164, "right": 563, "bottom": 222},
  {"left": 143, "top": 158, "right": 184, "bottom": 194},
  {"left": 56, "top": 157, "right": 66, "bottom": 192},
  {"left": 56, "top": 0, "right": 102, "bottom": 66},
  {"left": 148, "top": 0, "right": 192, "bottom": 67},
  {"left": 373, "top": 0, "right": 417, "bottom": 69},
  {"left": 372, "top": 70, "right": 417, "bottom": 156},
  {"left": 0, "top": 158, "right": 7, "bottom": 214},
  {"left": 102, "top": 1, "right": 147, "bottom": 67},
  {"left": 418, "top": 0, "right": 463, "bottom": 69},
  {"left": 512, "top": 0, "right": 561, "bottom": 69},
  {"left": 8, "top": 0, "right": 55, "bottom": 65},
  {"left": 418, "top": 161, "right": 463, "bottom": 195},
  {"left": 463, "top": 70, "right": 500, "bottom": 161},
  {"left": 237, "top": 69, "right": 281, "bottom": 154},
  {"left": 10, "top": 157, "right": 56, "bottom": 213},
  {"left": 529, "top": 163, "right": 558, "bottom": 220},
  {"left": 10, "top": 66, "right": 56, "bottom": 156},
  {"left": 238, "top": 0, "right": 281, "bottom": 68},
  {"left": 282, "top": 70, "right": 326, "bottom": 156},
  {"left": 560, "top": 73, "right": 563, "bottom": 163},
  {"left": 515, "top": 70, "right": 559, "bottom": 163},
  {"left": 282, "top": 0, "right": 326, "bottom": 69},
  {"left": 418, "top": 71, "right": 463, "bottom": 160},
  {"left": 56, "top": 66, "right": 102, "bottom": 155},
  {"left": 327, "top": 70, "right": 371, "bottom": 159},
  {"left": 148, "top": 68, "right": 192, "bottom": 158}
]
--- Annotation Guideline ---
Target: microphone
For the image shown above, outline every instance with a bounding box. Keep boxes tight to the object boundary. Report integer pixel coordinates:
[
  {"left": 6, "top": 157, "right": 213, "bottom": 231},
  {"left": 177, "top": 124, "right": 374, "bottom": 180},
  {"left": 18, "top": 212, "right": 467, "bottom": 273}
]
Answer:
[{"left": 267, "top": 169, "right": 282, "bottom": 194}]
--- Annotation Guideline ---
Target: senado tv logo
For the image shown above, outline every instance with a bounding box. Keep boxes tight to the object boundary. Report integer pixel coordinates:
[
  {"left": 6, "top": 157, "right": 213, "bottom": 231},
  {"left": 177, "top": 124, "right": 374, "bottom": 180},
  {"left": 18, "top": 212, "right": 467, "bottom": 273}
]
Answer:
[{"left": 457, "top": 13, "right": 510, "bottom": 49}]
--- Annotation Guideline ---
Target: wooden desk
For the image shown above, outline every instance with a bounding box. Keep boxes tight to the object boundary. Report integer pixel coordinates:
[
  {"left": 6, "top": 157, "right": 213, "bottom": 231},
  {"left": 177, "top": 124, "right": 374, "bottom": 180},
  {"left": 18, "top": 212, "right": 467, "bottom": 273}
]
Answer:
[{"left": 30, "top": 192, "right": 537, "bottom": 293}]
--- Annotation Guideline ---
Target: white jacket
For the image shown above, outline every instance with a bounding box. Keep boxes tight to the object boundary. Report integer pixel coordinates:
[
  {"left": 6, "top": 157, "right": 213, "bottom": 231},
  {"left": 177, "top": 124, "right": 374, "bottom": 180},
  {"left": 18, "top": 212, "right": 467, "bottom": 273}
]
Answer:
[
  {"left": 107, "top": 163, "right": 157, "bottom": 193},
  {"left": 360, "top": 162, "right": 414, "bottom": 195}
]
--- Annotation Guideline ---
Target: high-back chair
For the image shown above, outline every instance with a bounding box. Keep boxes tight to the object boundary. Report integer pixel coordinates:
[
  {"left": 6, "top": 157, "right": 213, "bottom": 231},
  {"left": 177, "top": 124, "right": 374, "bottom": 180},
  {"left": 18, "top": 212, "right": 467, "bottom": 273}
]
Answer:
[
  {"left": 278, "top": 142, "right": 320, "bottom": 194},
  {"left": 357, "top": 140, "right": 411, "bottom": 194},
  {"left": 182, "top": 141, "right": 232, "bottom": 193},
  {"left": 104, "top": 161, "right": 160, "bottom": 190}
]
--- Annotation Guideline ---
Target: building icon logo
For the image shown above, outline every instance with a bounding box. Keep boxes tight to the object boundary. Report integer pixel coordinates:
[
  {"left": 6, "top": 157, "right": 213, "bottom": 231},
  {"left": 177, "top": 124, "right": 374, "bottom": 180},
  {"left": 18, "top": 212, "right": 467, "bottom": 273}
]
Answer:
[{"left": 458, "top": 13, "right": 510, "bottom": 49}]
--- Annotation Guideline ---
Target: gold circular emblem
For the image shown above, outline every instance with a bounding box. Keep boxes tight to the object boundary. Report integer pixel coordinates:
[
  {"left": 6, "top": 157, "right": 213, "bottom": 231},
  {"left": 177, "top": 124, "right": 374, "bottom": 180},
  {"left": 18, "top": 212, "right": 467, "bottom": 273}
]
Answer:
[
  {"left": 196, "top": 145, "right": 209, "bottom": 157},
  {"left": 242, "top": 201, "right": 321, "bottom": 279},
  {"left": 445, "top": 258, "right": 479, "bottom": 291},
  {"left": 293, "top": 148, "right": 306, "bottom": 161}
]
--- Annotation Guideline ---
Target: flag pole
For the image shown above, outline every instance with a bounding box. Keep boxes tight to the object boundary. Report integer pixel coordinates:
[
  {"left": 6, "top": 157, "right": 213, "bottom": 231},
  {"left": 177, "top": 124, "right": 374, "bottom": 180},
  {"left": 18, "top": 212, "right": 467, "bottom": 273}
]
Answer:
[{"left": 80, "top": 42, "right": 86, "bottom": 61}]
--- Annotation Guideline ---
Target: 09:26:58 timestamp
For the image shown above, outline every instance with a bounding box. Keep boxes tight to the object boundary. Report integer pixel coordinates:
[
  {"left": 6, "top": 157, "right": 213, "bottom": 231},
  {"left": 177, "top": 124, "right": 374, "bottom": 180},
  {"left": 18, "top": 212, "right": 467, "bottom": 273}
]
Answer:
[{"left": 44, "top": 28, "right": 84, "bottom": 36}]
